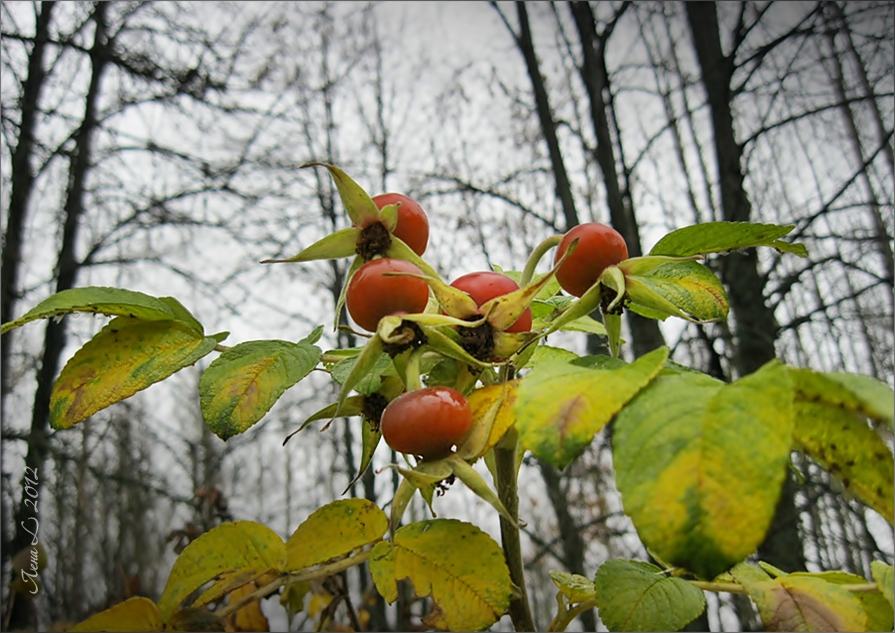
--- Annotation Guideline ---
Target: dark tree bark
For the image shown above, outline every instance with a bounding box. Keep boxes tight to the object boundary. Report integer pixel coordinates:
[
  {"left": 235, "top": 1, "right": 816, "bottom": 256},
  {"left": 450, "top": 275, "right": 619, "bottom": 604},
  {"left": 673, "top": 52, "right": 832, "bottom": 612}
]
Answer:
[
  {"left": 569, "top": 1, "right": 666, "bottom": 358},
  {"left": 537, "top": 462, "right": 597, "bottom": 631},
  {"left": 511, "top": 1, "right": 580, "bottom": 233},
  {"left": 6, "top": 4, "right": 110, "bottom": 629},
  {"left": 685, "top": 0, "right": 807, "bottom": 574},
  {"left": 493, "top": 5, "right": 598, "bottom": 628},
  {"left": 1, "top": 1, "right": 56, "bottom": 402}
]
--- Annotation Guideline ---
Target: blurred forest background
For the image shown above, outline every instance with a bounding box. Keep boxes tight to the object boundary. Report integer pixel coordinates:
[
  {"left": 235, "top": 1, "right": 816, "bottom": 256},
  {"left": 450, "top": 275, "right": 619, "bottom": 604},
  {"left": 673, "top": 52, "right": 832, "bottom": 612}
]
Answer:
[{"left": 1, "top": 1, "right": 892, "bottom": 631}]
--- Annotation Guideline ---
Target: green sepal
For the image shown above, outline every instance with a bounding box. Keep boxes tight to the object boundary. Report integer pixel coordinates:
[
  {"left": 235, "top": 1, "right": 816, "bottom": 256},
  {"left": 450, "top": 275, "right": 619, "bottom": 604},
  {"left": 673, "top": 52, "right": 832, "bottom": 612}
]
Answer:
[
  {"left": 335, "top": 334, "right": 385, "bottom": 417},
  {"left": 283, "top": 395, "right": 365, "bottom": 444},
  {"left": 600, "top": 266, "right": 627, "bottom": 313},
  {"left": 378, "top": 203, "right": 399, "bottom": 232},
  {"left": 302, "top": 162, "right": 380, "bottom": 227},
  {"left": 421, "top": 325, "right": 494, "bottom": 368},
  {"left": 261, "top": 227, "right": 361, "bottom": 264},
  {"left": 542, "top": 280, "right": 602, "bottom": 336},
  {"left": 334, "top": 255, "right": 364, "bottom": 331},
  {"left": 446, "top": 454, "right": 515, "bottom": 524},
  {"left": 384, "top": 237, "right": 443, "bottom": 280}
]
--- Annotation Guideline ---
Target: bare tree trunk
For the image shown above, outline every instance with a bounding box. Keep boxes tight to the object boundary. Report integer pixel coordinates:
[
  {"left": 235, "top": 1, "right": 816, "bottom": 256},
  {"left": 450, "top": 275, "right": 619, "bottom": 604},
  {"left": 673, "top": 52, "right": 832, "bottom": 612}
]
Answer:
[
  {"left": 685, "top": 0, "right": 807, "bottom": 574},
  {"left": 537, "top": 463, "right": 597, "bottom": 631},
  {"left": 508, "top": 1, "right": 581, "bottom": 233},
  {"left": 1, "top": 1, "right": 56, "bottom": 403},
  {"left": 7, "top": 4, "right": 110, "bottom": 628},
  {"left": 821, "top": 2, "right": 894, "bottom": 311},
  {"left": 569, "top": 1, "right": 666, "bottom": 358}
]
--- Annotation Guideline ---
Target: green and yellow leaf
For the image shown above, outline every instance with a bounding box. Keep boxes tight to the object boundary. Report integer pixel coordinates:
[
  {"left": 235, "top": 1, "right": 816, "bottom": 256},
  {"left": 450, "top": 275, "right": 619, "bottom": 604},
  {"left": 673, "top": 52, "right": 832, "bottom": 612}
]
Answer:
[
  {"left": 871, "top": 561, "right": 894, "bottom": 610},
  {"left": 516, "top": 347, "right": 668, "bottom": 469},
  {"left": 593, "top": 560, "right": 706, "bottom": 632},
  {"left": 199, "top": 339, "right": 321, "bottom": 440},
  {"left": 286, "top": 499, "right": 387, "bottom": 571},
  {"left": 790, "top": 368, "right": 894, "bottom": 523},
  {"left": 50, "top": 318, "right": 221, "bottom": 429},
  {"left": 737, "top": 574, "right": 867, "bottom": 632},
  {"left": 157, "top": 521, "right": 286, "bottom": 621},
  {"left": 549, "top": 571, "right": 596, "bottom": 604},
  {"left": 624, "top": 260, "right": 729, "bottom": 323},
  {"left": 369, "top": 519, "right": 513, "bottom": 631},
  {"left": 69, "top": 597, "right": 163, "bottom": 632},
  {"left": 1, "top": 286, "right": 181, "bottom": 335},
  {"left": 789, "top": 570, "right": 893, "bottom": 632},
  {"left": 224, "top": 582, "right": 270, "bottom": 632},
  {"left": 613, "top": 361, "right": 793, "bottom": 580},
  {"left": 461, "top": 380, "right": 520, "bottom": 460}
]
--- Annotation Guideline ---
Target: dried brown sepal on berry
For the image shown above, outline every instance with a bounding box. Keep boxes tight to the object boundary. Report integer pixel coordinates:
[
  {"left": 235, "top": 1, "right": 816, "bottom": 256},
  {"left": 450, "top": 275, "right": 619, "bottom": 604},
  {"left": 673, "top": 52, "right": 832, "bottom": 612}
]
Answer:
[{"left": 356, "top": 221, "right": 393, "bottom": 261}]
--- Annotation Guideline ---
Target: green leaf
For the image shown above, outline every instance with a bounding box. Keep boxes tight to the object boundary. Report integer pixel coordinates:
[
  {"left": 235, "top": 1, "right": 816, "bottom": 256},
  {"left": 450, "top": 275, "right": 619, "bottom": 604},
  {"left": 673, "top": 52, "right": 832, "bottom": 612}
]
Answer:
[
  {"left": 302, "top": 163, "right": 380, "bottom": 227},
  {"left": 157, "top": 521, "right": 286, "bottom": 621},
  {"left": 516, "top": 347, "right": 668, "bottom": 469},
  {"left": 871, "top": 561, "right": 894, "bottom": 610},
  {"left": 199, "top": 339, "right": 321, "bottom": 440},
  {"left": 286, "top": 498, "right": 388, "bottom": 571},
  {"left": 649, "top": 222, "right": 807, "bottom": 258},
  {"left": 69, "top": 597, "right": 163, "bottom": 632},
  {"left": 625, "top": 260, "right": 729, "bottom": 323},
  {"left": 50, "top": 318, "right": 218, "bottom": 429},
  {"left": 737, "top": 574, "right": 867, "bottom": 632},
  {"left": 570, "top": 354, "right": 628, "bottom": 370},
  {"left": 157, "top": 296, "right": 206, "bottom": 336},
  {"left": 549, "top": 571, "right": 596, "bottom": 603},
  {"left": 555, "top": 314, "right": 608, "bottom": 336},
  {"left": 790, "top": 368, "right": 894, "bottom": 523},
  {"left": 369, "top": 519, "right": 513, "bottom": 632},
  {"left": 613, "top": 361, "right": 794, "bottom": 580},
  {"left": 1, "top": 286, "right": 182, "bottom": 335},
  {"left": 594, "top": 560, "right": 706, "bottom": 632},
  {"left": 331, "top": 351, "right": 393, "bottom": 394},
  {"left": 261, "top": 227, "right": 361, "bottom": 264},
  {"left": 522, "top": 345, "right": 579, "bottom": 370},
  {"left": 300, "top": 324, "right": 325, "bottom": 346}
]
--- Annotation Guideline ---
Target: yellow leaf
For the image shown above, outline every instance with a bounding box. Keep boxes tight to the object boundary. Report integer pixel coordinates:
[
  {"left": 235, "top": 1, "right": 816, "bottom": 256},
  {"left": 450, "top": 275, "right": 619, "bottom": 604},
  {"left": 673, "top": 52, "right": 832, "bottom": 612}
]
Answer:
[
  {"left": 69, "top": 597, "right": 162, "bottom": 632},
  {"left": 225, "top": 582, "right": 270, "bottom": 632},
  {"left": 286, "top": 498, "right": 387, "bottom": 571},
  {"left": 165, "top": 606, "right": 226, "bottom": 631},
  {"left": 50, "top": 318, "right": 218, "bottom": 429},
  {"left": 460, "top": 381, "right": 520, "bottom": 460},
  {"left": 741, "top": 575, "right": 867, "bottom": 631},
  {"left": 370, "top": 519, "right": 513, "bottom": 631},
  {"left": 157, "top": 521, "right": 286, "bottom": 621},
  {"left": 308, "top": 590, "right": 333, "bottom": 618}
]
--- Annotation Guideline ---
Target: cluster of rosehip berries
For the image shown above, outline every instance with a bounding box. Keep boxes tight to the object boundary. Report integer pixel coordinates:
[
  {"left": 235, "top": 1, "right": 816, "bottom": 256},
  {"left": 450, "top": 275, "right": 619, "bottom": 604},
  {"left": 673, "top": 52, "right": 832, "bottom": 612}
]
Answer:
[{"left": 347, "top": 192, "right": 628, "bottom": 461}]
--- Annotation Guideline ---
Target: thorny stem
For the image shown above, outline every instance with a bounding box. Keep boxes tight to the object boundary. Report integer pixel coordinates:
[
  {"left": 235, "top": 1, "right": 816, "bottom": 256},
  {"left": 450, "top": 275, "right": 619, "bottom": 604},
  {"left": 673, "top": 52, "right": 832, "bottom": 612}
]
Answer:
[
  {"left": 214, "top": 548, "right": 374, "bottom": 619},
  {"left": 520, "top": 235, "right": 562, "bottom": 287},
  {"left": 494, "top": 429, "right": 536, "bottom": 631}
]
